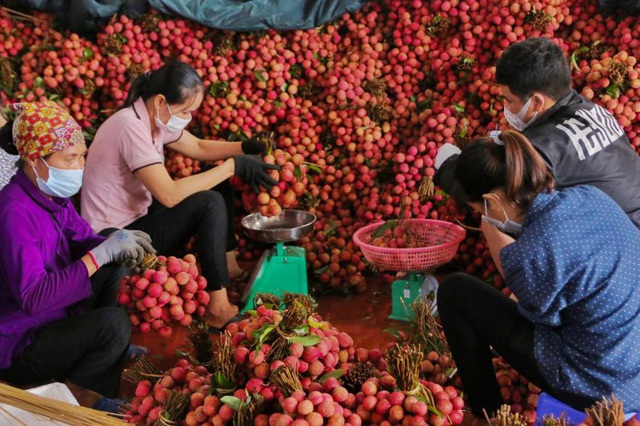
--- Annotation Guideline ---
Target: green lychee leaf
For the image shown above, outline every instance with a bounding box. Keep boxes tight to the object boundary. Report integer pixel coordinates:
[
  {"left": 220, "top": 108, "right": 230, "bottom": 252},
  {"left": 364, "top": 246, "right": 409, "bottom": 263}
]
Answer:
[
  {"left": 306, "top": 164, "right": 322, "bottom": 174},
  {"left": 253, "top": 324, "right": 276, "bottom": 344},
  {"left": 254, "top": 69, "right": 267, "bottom": 83},
  {"left": 290, "top": 335, "right": 321, "bottom": 346},
  {"left": 452, "top": 103, "right": 465, "bottom": 114},
  {"left": 289, "top": 64, "right": 303, "bottom": 79},
  {"left": 307, "top": 316, "right": 324, "bottom": 329},
  {"left": 213, "top": 371, "right": 234, "bottom": 389},
  {"left": 314, "top": 264, "right": 329, "bottom": 275},
  {"left": 606, "top": 84, "right": 620, "bottom": 99},
  {"left": 318, "top": 369, "right": 344, "bottom": 383},
  {"left": 322, "top": 219, "right": 339, "bottom": 236},
  {"left": 382, "top": 327, "right": 404, "bottom": 340},
  {"left": 372, "top": 220, "right": 398, "bottom": 239},
  {"left": 220, "top": 396, "right": 243, "bottom": 411}
]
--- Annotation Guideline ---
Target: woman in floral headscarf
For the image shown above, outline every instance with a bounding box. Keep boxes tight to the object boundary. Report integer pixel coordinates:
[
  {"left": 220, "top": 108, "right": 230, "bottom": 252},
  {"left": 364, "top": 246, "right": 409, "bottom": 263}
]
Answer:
[{"left": 0, "top": 101, "right": 154, "bottom": 413}]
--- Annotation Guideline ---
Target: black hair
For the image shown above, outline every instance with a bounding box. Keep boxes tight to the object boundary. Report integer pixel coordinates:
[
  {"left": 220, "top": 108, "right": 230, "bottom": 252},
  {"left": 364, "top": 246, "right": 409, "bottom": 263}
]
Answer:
[
  {"left": 454, "top": 130, "right": 554, "bottom": 212},
  {"left": 0, "top": 120, "right": 24, "bottom": 168},
  {"left": 495, "top": 37, "right": 572, "bottom": 102},
  {"left": 119, "top": 60, "right": 204, "bottom": 110}
]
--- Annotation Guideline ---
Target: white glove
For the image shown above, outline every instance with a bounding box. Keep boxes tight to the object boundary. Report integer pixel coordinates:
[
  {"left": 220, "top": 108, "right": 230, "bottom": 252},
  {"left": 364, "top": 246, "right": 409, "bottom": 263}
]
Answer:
[{"left": 434, "top": 143, "right": 461, "bottom": 170}]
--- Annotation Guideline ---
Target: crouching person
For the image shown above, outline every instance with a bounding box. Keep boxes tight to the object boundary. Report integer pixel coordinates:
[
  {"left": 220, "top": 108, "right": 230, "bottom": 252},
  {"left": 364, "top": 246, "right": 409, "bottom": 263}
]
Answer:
[
  {"left": 437, "top": 130, "right": 640, "bottom": 421},
  {"left": 0, "top": 102, "right": 155, "bottom": 413}
]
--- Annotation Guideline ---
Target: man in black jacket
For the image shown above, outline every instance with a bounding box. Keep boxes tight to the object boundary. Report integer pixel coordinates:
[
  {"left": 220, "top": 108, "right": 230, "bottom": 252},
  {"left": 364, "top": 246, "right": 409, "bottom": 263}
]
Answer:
[{"left": 435, "top": 37, "right": 640, "bottom": 228}]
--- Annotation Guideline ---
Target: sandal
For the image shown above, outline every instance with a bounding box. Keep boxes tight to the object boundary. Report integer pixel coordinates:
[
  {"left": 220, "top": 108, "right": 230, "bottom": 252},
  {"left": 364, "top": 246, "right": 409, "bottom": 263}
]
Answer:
[
  {"left": 126, "top": 344, "right": 148, "bottom": 361},
  {"left": 92, "top": 397, "right": 130, "bottom": 414}
]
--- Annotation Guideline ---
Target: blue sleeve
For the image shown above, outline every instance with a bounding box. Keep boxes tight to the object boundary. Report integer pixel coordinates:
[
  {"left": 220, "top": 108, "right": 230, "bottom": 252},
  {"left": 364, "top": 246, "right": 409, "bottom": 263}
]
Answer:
[
  {"left": 0, "top": 208, "right": 93, "bottom": 316},
  {"left": 500, "top": 236, "right": 567, "bottom": 327},
  {"left": 63, "top": 201, "right": 106, "bottom": 259}
]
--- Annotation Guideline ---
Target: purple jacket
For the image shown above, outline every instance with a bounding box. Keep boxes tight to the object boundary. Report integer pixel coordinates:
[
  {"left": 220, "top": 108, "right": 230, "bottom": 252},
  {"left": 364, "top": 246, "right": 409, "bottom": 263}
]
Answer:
[{"left": 0, "top": 170, "right": 105, "bottom": 369}]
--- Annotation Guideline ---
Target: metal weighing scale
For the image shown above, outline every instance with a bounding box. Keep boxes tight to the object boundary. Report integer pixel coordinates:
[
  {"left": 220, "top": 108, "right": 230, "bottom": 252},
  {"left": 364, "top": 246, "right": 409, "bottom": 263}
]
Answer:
[
  {"left": 353, "top": 219, "right": 466, "bottom": 322},
  {"left": 240, "top": 209, "right": 317, "bottom": 312}
]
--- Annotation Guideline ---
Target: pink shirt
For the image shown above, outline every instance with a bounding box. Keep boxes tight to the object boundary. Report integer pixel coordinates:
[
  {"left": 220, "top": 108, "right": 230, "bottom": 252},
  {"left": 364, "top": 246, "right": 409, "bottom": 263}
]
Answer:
[{"left": 81, "top": 97, "right": 181, "bottom": 232}]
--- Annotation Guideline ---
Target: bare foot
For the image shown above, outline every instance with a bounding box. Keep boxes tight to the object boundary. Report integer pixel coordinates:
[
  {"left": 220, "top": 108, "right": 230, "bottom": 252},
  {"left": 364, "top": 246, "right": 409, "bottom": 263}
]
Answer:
[
  {"left": 206, "top": 288, "right": 240, "bottom": 329},
  {"left": 226, "top": 251, "right": 244, "bottom": 281}
]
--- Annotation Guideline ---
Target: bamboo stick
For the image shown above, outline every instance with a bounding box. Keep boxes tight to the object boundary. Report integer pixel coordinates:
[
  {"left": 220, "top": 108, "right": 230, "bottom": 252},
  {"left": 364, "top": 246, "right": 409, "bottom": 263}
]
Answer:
[{"left": 0, "top": 383, "right": 127, "bottom": 425}]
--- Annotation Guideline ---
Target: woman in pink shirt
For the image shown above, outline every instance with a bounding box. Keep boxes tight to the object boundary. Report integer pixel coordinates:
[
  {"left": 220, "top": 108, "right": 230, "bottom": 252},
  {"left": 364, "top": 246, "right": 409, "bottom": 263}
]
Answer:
[{"left": 81, "top": 61, "right": 279, "bottom": 331}]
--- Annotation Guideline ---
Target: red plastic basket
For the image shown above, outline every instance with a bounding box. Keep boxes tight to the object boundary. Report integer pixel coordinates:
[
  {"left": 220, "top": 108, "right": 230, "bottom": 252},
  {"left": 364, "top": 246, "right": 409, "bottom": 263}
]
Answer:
[{"left": 353, "top": 219, "right": 466, "bottom": 272}]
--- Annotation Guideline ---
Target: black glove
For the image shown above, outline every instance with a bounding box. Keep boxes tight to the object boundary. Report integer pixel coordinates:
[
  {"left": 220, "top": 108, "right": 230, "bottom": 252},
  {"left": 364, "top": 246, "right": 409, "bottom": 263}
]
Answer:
[
  {"left": 241, "top": 131, "right": 273, "bottom": 155},
  {"left": 233, "top": 155, "right": 281, "bottom": 193}
]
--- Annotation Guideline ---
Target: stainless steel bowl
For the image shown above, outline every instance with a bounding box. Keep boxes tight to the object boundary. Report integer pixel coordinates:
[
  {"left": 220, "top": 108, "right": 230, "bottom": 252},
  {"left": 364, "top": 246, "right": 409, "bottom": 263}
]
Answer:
[{"left": 241, "top": 209, "right": 317, "bottom": 243}]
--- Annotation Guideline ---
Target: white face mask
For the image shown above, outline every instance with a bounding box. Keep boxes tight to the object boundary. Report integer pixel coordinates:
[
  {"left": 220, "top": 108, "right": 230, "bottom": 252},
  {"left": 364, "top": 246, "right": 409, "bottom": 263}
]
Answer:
[
  {"left": 155, "top": 103, "right": 191, "bottom": 133},
  {"left": 504, "top": 96, "right": 538, "bottom": 131},
  {"left": 482, "top": 196, "right": 523, "bottom": 234},
  {"left": 33, "top": 159, "right": 84, "bottom": 198}
]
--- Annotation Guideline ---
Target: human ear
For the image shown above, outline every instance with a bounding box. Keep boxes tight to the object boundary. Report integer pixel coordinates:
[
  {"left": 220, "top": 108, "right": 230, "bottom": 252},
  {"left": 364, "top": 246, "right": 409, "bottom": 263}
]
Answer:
[
  {"left": 482, "top": 193, "right": 504, "bottom": 216},
  {"left": 532, "top": 93, "right": 546, "bottom": 113},
  {"left": 26, "top": 157, "right": 39, "bottom": 169},
  {"left": 153, "top": 94, "right": 167, "bottom": 111}
]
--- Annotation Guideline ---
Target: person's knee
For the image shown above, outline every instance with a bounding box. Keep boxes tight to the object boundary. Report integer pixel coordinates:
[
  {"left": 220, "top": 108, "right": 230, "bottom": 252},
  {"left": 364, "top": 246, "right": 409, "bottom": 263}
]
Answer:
[
  {"left": 189, "top": 191, "right": 227, "bottom": 216},
  {"left": 192, "top": 190, "right": 225, "bottom": 206},
  {"left": 102, "top": 264, "right": 128, "bottom": 288},
  {"left": 90, "top": 264, "right": 129, "bottom": 307},
  {"left": 437, "top": 272, "right": 468, "bottom": 307},
  {"left": 94, "top": 307, "right": 131, "bottom": 352}
]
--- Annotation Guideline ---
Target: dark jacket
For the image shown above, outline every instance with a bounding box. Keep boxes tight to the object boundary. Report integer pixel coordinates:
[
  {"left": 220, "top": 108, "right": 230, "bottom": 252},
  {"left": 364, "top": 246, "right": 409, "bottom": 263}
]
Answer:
[{"left": 436, "top": 90, "right": 640, "bottom": 228}]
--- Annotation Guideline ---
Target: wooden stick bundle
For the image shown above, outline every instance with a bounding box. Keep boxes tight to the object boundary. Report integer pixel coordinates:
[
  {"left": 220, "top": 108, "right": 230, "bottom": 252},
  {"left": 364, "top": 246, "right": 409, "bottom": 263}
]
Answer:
[
  {"left": 386, "top": 343, "right": 435, "bottom": 407},
  {"left": 270, "top": 365, "right": 303, "bottom": 397},
  {"left": 0, "top": 383, "right": 127, "bottom": 425},
  {"left": 585, "top": 395, "right": 625, "bottom": 426},
  {"left": 483, "top": 404, "right": 527, "bottom": 426},
  {"left": 410, "top": 296, "right": 449, "bottom": 354},
  {"left": 122, "top": 355, "right": 163, "bottom": 384}
]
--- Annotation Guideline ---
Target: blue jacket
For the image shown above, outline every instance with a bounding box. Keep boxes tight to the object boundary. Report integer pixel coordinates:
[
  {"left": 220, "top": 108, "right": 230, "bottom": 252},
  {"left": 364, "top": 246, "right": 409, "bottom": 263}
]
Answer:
[{"left": 501, "top": 185, "right": 640, "bottom": 411}]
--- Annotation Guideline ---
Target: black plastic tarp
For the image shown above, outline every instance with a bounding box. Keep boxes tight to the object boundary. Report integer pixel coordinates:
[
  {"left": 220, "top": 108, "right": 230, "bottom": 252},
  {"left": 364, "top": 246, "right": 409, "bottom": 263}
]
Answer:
[
  {"left": 599, "top": 0, "right": 640, "bottom": 14},
  {"left": 148, "top": 0, "right": 369, "bottom": 32},
  {"left": 2, "top": 0, "right": 147, "bottom": 34},
  {"left": 1, "top": 0, "right": 369, "bottom": 34}
]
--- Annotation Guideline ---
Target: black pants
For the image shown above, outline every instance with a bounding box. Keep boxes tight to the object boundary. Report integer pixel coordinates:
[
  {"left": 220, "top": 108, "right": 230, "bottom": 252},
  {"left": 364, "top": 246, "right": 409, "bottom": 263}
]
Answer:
[
  {"left": 0, "top": 264, "right": 131, "bottom": 398},
  {"left": 436, "top": 272, "right": 554, "bottom": 417},
  {"left": 125, "top": 182, "right": 237, "bottom": 291}
]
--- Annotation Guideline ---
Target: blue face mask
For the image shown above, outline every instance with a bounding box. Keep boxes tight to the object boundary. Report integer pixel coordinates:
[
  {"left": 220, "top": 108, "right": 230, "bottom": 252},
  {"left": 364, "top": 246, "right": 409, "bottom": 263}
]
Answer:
[
  {"left": 482, "top": 197, "right": 523, "bottom": 234},
  {"left": 33, "top": 159, "right": 84, "bottom": 198}
]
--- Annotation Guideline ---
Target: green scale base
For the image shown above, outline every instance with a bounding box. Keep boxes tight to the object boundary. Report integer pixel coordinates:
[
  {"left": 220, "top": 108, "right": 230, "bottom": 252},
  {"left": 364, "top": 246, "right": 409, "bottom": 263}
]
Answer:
[
  {"left": 241, "top": 242, "right": 309, "bottom": 312},
  {"left": 389, "top": 272, "right": 426, "bottom": 322}
]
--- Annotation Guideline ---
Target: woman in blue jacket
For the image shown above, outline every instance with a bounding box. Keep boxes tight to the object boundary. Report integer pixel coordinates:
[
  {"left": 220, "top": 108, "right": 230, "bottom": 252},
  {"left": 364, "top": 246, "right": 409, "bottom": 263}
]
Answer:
[
  {"left": 0, "top": 101, "right": 153, "bottom": 413},
  {"left": 437, "top": 130, "right": 640, "bottom": 419}
]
